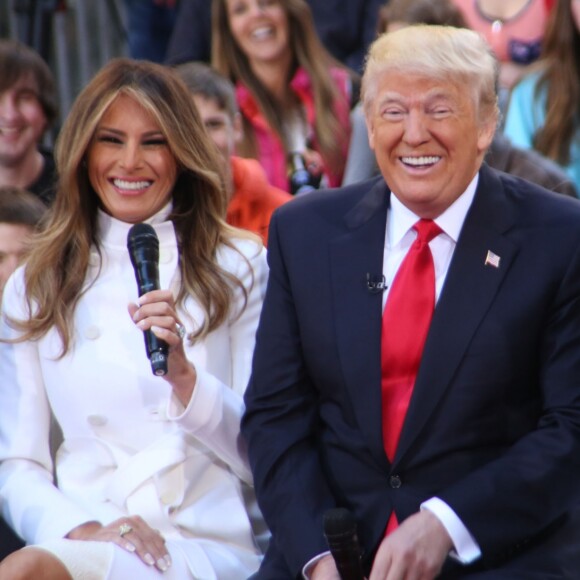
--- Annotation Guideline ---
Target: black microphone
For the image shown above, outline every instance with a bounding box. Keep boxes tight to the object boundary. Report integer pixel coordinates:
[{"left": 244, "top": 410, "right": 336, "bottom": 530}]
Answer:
[
  {"left": 323, "top": 508, "right": 365, "bottom": 580},
  {"left": 366, "top": 272, "right": 387, "bottom": 294},
  {"left": 127, "top": 223, "right": 169, "bottom": 377}
]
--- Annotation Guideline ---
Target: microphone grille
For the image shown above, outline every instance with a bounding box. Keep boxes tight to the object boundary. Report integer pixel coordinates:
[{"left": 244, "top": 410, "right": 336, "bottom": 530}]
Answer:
[
  {"left": 127, "top": 222, "right": 159, "bottom": 250},
  {"left": 323, "top": 508, "right": 356, "bottom": 538}
]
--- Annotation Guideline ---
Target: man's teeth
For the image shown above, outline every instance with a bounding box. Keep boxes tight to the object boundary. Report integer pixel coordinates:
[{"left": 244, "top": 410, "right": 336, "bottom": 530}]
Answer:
[
  {"left": 402, "top": 156, "right": 440, "bottom": 166},
  {"left": 113, "top": 179, "right": 151, "bottom": 190}
]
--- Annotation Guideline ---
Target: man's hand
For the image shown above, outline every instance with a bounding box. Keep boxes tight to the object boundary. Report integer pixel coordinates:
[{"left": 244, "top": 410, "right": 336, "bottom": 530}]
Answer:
[{"left": 369, "top": 510, "right": 452, "bottom": 580}]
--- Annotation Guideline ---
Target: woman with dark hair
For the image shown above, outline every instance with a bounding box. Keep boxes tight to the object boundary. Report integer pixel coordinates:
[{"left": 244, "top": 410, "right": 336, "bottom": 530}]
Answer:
[
  {"left": 211, "top": 0, "right": 356, "bottom": 193},
  {"left": 0, "top": 57, "right": 267, "bottom": 579},
  {"left": 504, "top": 0, "right": 580, "bottom": 191}
]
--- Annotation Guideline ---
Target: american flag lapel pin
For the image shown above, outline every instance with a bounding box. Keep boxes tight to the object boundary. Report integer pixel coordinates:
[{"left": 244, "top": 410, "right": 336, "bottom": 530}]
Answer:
[{"left": 484, "top": 250, "right": 501, "bottom": 268}]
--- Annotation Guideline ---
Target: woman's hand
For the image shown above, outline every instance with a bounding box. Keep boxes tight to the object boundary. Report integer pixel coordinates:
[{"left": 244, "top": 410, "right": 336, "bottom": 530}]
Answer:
[
  {"left": 128, "top": 289, "right": 197, "bottom": 407},
  {"left": 66, "top": 516, "right": 171, "bottom": 572}
]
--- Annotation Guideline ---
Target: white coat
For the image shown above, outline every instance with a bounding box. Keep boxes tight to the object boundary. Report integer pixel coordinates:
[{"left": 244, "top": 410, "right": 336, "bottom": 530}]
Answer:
[{"left": 0, "top": 207, "right": 268, "bottom": 578}]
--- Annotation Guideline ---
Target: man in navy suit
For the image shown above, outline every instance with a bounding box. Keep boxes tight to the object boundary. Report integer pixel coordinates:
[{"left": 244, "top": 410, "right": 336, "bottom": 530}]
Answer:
[{"left": 243, "top": 25, "right": 580, "bottom": 579}]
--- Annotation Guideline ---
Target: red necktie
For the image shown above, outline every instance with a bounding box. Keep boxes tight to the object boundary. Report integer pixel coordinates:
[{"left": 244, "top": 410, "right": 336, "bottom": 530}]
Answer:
[{"left": 381, "top": 219, "right": 441, "bottom": 534}]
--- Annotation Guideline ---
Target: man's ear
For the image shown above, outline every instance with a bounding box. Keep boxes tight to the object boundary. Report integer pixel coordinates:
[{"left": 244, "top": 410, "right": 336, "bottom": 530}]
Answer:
[
  {"left": 477, "top": 117, "right": 497, "bottom": 154},
  {"left": 366, "top": 115, "right": 376, "bottom": 151}
]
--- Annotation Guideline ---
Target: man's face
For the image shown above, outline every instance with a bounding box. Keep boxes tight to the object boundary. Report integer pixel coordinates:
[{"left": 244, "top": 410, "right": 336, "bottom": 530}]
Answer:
[
  {"left": 366, "top": 71, "right": 495, "bottom": 218},
  {"left": 192, "top": 94, "right": 241, "bottom": 167},
  {"left": 0, "top": 223, "right": 34, "bottom": 300},
  {"left": 0, "top": 74, "right": 47, "bottom": 168}
]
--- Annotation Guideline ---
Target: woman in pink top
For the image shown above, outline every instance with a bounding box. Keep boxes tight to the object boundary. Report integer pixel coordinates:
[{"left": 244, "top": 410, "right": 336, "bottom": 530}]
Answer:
[
  {"left": 211, "top": 0, "right": 356, "bottom": 193},
  {"left": 452, "top": 0, "right": 550, "bottom": 92}
]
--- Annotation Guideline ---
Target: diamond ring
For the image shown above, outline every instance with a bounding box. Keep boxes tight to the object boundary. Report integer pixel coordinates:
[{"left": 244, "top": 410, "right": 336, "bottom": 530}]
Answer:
[
  {"left": 175, "top": 322, "right": 186, "bottom": 339},
  {"left": 119, "top": 523, "right": 133, "bottom": 537}
]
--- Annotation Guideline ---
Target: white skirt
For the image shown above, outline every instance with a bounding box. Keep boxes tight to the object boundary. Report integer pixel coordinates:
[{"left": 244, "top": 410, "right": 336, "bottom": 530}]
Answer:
[{"left": 34, "top": 537, "right": 260, "bottom": 580}]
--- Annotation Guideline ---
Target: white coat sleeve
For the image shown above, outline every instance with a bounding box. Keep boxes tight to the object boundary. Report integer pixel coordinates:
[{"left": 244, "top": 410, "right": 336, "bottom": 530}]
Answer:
[
  {"left": 166, "top": 242, "right": 269, "bottom": 484},
  {"left": 0, "top": 270, "right": 97, "bottom": 544}
]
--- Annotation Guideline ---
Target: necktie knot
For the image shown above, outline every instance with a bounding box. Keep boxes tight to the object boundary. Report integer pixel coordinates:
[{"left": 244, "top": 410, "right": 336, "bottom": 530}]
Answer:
[{"left": 413, "top": 219, "right": 442, "bottom": 246}]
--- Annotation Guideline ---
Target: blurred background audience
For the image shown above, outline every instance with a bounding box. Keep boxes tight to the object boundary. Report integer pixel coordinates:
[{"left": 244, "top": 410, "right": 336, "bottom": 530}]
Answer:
[
  {"left": 0, "top": 39, "right": 58, "bottom": 205},
  {"left": 166, "top": 0, "right": 383, "bottom": 74},
  {"left": 451, "top": 0, "right": 552, "bottom": 114},
  {"left": 175, "top": 61, "right": 292, "bottom": 245},
  {"left": 504, "top": 0, "right": 580, "bottom": 192},
  {"left": 123, "top": 0, "right": 178, "bottom": 62},
  {"left": 0, "top": 186, "right": 46, "bottom": 302},
  {"left": 211, "top": 0, "right": 357, "bottom": 193}
]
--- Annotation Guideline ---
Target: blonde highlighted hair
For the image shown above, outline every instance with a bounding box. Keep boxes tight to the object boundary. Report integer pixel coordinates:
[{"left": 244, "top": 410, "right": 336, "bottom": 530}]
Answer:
[
  {"left": 7, "top": 58, "right": 255, "bottom": 355},
  {"left": 362, "top": 25, "right": 499, "bottom": 125}
]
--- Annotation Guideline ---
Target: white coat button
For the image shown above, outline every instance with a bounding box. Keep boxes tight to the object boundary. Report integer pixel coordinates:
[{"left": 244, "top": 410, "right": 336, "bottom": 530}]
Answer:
[
  {"left": 161, "top": 492, "right": 177, "bottom": 505},
  {"left": 87, "top": 414, "right": 108, "bottom": 427},
  {"left": 160, "top": 248, "right": 173, "bottom": 264},
  {"left": 84, "top": 325, "right": 101, "bottom": 340}
]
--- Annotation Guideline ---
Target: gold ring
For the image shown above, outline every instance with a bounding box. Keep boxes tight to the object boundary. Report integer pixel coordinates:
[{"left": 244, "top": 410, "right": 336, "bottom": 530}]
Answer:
[
  {"left": 175, "top": 322, "right": 186, "bottom": 339},
  {"left": 119, "top": 523, "right": 133, "bottom": 537}
]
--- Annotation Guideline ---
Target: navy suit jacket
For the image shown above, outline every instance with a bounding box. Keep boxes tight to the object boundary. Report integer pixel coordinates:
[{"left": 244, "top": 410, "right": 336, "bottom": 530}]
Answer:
[{"left": 243, "top": 164, "right": 580, "bottom": 579}]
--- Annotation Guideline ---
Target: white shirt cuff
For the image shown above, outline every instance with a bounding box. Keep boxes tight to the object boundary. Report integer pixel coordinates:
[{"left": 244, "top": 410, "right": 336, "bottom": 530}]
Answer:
[
  {"left": 302, "top": 551, "right": 332, "bottom": 579},
  {"left": 421, "top": 497, "right": 481, "bottom": 563}
]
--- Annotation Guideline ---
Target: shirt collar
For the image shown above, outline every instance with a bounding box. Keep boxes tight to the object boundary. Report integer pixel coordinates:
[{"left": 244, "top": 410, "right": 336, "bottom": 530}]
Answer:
[{"left": 387, "top": 172, "right": 479, "bottom": 248}]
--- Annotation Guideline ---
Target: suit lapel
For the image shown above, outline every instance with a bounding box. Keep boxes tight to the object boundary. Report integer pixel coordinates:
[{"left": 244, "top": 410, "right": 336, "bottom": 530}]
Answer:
[
  {"left": 330, "top": 179, "right": 390, "bottom": 465},
  {"left": 395, "top": 165, "right": 520, "bottom": 465}
]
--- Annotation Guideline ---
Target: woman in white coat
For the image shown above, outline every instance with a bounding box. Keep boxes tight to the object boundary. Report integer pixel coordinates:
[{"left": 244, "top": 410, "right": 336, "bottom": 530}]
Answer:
[{"left": 0, "top": 58, "right": 268, "bottom": 579}]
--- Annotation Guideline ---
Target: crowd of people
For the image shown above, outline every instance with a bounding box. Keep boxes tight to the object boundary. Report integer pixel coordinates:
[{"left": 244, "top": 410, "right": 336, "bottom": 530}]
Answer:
[{"left": 0, "top": 0, "right": 579, "bottom": 578}]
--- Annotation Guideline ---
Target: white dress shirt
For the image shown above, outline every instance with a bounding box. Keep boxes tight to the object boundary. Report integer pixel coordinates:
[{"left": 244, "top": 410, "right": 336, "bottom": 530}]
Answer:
[{"left": 385, "top": 176, "right": 481, "bottom": 564}]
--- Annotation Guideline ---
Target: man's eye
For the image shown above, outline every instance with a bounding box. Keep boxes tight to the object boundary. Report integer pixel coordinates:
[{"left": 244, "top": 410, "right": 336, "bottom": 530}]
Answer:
[{"left": 384, "top": 110, "right": 404, "bottom": 119}]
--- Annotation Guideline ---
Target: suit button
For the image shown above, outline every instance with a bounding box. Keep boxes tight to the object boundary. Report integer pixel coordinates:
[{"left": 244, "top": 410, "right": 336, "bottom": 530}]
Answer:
[{"left": 389, "top": 475, "right": 402, "bottom": 489}]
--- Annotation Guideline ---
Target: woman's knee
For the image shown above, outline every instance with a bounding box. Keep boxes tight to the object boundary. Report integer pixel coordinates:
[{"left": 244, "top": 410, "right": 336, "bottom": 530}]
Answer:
[{"left": 0, "top": 547, "right": 72, "bottom": 580}]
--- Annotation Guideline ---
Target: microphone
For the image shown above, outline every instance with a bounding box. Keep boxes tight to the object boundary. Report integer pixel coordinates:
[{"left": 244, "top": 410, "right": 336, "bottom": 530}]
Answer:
[
  {"left": 127, "top": 223, "right": 169, "bottom": 377},
  {"left": 366, "top": 272, "right": 387, "bottom": 294},
  {"left": 323, "top": 508, "right": 365, "bottom": 580}
]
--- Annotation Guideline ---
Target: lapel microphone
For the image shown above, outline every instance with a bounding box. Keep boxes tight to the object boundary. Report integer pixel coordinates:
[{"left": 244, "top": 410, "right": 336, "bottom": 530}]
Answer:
[
  {"left": 323, "top": 508, "right": 365, "bottom": 580},
  {"left": 366, "top": 272, "right": 387, "bottom": 293},
  {"left": 127, "top": 223, "right": 169, "bottom": 376}
]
